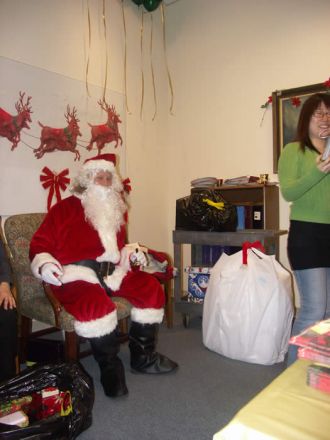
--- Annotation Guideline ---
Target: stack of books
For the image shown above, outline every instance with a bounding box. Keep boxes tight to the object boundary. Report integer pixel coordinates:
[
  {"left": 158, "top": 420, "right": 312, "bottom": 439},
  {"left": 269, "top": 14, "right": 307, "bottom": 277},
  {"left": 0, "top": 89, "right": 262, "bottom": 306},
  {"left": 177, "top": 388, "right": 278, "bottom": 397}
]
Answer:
[
  {"left": 192, "top": 245, "right": 241, "bottom": 267},
  {"left": 235, "top": 205, "right": 263, "bottom": 229},
  {"left": 191, "top": 177, "right": 218, "bottom": 188},
  {"left": 289, "top": 319, "right": 330, "bottom": 394},
  {"left": 223, "top": 175, "right": 259, "bottom": 185}
]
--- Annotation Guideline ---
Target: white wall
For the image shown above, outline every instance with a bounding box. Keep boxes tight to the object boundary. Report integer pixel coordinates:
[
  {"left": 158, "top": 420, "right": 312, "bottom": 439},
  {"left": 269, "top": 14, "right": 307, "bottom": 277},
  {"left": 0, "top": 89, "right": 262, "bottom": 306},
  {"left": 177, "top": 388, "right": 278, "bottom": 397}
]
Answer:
[{"left": 1, "top": 0, "right": 330, "bottom": 276}]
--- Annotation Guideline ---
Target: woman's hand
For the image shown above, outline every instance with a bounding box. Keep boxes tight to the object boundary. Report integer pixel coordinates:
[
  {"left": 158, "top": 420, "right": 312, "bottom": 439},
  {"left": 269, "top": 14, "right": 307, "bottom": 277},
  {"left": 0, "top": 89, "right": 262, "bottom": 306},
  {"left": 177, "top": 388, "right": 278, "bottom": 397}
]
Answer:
[
  {"left": 0, "top": 282, "right": 16, "bottom": 310},
  {"left": 317, "top": 155, "right": 330, "bottom": 173}
]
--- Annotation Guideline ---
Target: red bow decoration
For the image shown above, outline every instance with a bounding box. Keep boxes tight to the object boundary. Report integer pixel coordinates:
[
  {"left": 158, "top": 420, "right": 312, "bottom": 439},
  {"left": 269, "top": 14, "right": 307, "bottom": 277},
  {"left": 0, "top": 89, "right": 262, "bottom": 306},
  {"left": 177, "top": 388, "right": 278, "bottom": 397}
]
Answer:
[
  {"left": 242, "top": 241, "right": 265, "bottom": 265},
  {"left": 260, "top": 95, "right": 272, "bottom": 109},
  {"left": 122, "top": 177, "right": 132, "bottom": 194},
  {"left": 323, "top": 77, "right": 330, "bottom": 89},
  {"left": 40, "top": 167, "right": 70, "bottom": 211}
]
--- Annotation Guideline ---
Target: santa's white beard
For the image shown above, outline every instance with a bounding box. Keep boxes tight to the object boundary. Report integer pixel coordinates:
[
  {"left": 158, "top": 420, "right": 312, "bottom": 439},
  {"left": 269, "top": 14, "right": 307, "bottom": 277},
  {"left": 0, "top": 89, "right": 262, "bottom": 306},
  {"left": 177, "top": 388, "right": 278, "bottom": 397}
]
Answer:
[{"left": 81, "top": 184, "right": 127, "bottom": 263}]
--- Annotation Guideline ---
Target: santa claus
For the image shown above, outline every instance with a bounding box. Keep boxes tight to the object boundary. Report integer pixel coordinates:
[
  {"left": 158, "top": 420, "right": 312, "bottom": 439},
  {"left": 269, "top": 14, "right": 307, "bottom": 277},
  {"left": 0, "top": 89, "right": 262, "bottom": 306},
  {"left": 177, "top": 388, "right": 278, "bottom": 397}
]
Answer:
[{"left": 29, "top": 153, "right": 178, "bottom": 398}]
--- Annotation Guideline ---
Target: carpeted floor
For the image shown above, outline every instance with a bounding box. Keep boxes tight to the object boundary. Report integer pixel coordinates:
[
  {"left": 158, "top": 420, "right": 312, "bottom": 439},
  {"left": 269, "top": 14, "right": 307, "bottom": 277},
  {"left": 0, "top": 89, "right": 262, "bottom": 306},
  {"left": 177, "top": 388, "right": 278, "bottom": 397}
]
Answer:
[{"left": 78, "top": 313, "right": 286, "bottom": 440}]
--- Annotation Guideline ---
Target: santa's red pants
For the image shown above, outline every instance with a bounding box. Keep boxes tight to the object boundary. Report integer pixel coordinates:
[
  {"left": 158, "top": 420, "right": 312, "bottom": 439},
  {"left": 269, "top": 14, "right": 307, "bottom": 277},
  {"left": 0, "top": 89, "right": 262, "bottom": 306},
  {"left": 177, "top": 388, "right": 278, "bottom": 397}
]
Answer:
[{"left": 51, "top": 270, "right": 165, "bottom": 338}]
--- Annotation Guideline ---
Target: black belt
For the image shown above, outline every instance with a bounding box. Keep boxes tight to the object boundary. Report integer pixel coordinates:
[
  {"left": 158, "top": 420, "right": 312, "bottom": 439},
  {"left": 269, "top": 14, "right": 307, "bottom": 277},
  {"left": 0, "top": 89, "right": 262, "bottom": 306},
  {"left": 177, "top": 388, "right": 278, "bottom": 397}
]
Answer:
[{"left": 72, "top": 259, "right": 115, "bottom": 295}]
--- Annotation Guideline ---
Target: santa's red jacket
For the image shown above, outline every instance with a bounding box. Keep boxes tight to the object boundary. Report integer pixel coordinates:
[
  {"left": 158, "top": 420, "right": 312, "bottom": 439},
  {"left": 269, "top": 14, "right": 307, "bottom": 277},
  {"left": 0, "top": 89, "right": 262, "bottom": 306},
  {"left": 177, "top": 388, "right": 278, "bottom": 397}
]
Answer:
[{"left": 30, "top": 195, "right": 167, "bottom": 339}]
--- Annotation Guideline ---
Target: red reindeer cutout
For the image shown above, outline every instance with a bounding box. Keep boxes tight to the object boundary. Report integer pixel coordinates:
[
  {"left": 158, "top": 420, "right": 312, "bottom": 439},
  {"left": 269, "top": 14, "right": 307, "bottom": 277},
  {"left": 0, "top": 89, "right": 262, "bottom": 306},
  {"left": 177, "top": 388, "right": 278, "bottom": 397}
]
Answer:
[
  {"left": 0, "top": 92, "right": 32, "bottom": 150},
  {"left": 87, "top": 100, "right": 123, "bottom": 154},
  {"left": 34, "top": 106, "right": 82, "bottom": 161}
]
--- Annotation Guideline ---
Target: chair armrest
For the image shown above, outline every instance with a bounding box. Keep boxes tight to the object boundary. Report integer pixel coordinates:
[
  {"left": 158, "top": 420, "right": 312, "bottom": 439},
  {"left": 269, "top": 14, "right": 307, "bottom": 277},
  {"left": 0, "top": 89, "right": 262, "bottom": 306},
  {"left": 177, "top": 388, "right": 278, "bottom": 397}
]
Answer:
[
  {"left": 42, "top": 282, "right": 63, "bottom": 327},
  {"left": 11, "top": 285, "right": 17, "bottom": 300},
  {"left": 143, "top": 247, "right": 174, "bottom": 282}
]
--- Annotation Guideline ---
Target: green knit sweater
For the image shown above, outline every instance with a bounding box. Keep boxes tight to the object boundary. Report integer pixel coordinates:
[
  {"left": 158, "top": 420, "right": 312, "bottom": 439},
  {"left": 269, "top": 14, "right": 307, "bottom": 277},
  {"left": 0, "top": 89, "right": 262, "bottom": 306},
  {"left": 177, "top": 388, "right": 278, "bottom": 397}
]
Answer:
[{"left": 278, "top": 142, "right": 330, "bottom": 224}]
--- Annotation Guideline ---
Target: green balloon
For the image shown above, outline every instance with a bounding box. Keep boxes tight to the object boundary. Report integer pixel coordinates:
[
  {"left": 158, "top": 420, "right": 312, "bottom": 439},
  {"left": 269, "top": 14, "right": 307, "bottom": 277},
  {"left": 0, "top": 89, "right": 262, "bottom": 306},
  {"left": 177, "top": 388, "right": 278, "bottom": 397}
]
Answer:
[
  {"left": 143, "top": 0, "right": 162, "bottom": 12},
  {"left": 131, "top": 0, "right": 143, "bottom": 6}
]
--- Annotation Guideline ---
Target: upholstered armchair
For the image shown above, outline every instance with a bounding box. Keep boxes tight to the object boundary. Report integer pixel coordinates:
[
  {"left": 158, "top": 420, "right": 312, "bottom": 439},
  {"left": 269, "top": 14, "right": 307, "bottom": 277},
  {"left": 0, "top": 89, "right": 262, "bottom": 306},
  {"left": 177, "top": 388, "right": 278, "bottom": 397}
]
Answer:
[{"left": 0, "top": 213, "right": 173, "bottom": 362}]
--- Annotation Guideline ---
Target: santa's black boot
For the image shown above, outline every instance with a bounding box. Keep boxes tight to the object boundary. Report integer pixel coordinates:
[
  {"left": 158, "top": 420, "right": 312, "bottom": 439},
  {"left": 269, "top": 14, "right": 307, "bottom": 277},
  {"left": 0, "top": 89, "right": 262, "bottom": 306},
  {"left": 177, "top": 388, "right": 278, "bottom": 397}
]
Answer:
[
  {"left": 129, "top": 321, "right": 178, "bottom": 374},
  {"left": 90, "top": 329, "right": 128, "bottom": 398}
]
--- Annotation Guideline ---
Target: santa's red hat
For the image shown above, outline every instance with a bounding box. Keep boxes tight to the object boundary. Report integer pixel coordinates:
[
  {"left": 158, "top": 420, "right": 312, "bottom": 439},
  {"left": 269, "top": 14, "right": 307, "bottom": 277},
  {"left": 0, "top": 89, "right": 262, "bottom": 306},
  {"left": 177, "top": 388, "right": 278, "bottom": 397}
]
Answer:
[
  {"left": 73, "top": 153, "right": 124, "bottom": 193},
  {"left": 83, "top": 153, "right": 116, "bottom": 173}
]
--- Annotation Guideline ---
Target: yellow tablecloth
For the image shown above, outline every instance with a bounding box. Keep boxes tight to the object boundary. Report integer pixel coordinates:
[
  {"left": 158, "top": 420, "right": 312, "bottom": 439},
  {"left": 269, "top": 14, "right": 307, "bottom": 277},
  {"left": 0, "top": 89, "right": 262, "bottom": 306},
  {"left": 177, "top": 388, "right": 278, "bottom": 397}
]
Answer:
[{"left": 213, "top": 360, "right": 330, "bottom": 440}]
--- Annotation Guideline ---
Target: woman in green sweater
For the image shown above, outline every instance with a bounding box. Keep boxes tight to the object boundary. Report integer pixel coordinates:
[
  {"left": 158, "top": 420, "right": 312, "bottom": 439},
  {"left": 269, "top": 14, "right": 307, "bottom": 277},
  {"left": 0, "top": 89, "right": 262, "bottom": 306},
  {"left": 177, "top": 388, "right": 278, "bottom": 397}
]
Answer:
[{"left": 278, "top": 93, "right": 330, "bottom": 366}]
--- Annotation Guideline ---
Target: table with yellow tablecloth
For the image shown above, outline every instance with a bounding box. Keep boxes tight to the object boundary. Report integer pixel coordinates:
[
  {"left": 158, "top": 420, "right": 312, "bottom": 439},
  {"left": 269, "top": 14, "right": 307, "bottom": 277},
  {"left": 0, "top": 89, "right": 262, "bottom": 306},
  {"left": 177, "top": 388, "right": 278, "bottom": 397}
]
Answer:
[{"left": 213, "top": 359, "right": 330, "bottom": 440}]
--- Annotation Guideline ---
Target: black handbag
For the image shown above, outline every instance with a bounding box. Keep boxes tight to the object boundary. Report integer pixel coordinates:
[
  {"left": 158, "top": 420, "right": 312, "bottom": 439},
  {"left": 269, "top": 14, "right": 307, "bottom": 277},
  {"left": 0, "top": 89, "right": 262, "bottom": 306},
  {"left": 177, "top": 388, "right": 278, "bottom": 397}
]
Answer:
[{"left": 176, "top": 188, "right": 237, "bottom": 232}]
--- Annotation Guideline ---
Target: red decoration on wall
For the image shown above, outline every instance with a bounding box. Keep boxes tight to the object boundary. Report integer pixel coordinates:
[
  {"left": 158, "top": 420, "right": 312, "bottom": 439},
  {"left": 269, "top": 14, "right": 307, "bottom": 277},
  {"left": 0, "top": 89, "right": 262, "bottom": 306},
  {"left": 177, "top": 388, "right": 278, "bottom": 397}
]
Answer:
[
  {"left": 40, "top": 167, "right": 70, "bottom": 211},
  {"left": 87, "top": 100, "right": 123, "bottom": 154},
  {"left": 260, "top": 96, "right": 272, "bottom": 108},
  {"left": 323, "top": 77, "right": 330, "bottom": 88},
  {"left": 34, "top": 106, "right": 82, "bottom": 161},
  {"left": 260, "top": 95, "right": 272, "bottom": 126},
  {"left": 290, "top": 97, "right": 301, "bottom": 107},
  {"left": 0, "top": 91, "right": 32, "bottom": 150},
  {"left": 122, "top": 177, "right": 132, "bottom": 194}
]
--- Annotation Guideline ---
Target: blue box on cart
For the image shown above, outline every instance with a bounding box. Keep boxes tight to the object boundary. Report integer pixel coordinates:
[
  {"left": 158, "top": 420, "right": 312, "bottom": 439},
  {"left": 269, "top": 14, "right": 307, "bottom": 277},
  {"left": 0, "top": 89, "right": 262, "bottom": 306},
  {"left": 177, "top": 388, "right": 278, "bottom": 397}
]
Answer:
[{"left": 184, "top": 266, "right": 211, "bottom": 303}]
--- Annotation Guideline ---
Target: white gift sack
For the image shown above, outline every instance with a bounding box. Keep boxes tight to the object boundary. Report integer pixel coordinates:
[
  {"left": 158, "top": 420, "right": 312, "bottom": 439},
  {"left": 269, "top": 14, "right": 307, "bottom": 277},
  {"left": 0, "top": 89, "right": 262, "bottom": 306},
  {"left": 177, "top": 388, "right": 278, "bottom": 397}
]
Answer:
[{"left": 202, "top": 245, "right": 294, "bottom": 365}]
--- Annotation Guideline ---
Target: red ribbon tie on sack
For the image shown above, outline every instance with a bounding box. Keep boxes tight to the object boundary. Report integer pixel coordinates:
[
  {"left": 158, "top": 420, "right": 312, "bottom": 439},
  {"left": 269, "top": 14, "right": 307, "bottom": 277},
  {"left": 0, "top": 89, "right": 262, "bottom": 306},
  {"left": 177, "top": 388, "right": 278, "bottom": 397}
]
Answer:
[
  {"left": 242, "top": 241, "right": 265, "bottom": 265},
  {"left": 40, "top": 167, "right": 70, "bottom": 211}
]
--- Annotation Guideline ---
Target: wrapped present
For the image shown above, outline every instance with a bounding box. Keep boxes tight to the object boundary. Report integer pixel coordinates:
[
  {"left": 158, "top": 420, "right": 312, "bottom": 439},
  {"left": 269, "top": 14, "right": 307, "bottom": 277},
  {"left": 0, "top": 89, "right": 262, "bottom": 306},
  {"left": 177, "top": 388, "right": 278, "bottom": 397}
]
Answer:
[
  {"left": 0, "top": 396, "right": 32, "bottom": 417},
  {"left": 0, "top": 410, "right": 29, "bottom": 427},
  {"left": 185, "top": 266, "right": 211, "bottom": 303},
  {"left": 27, "top": 387, "right": 72, "bottom": 421},
  {"left": 307, "top": 364, "right": 330, "bottom": 394}
]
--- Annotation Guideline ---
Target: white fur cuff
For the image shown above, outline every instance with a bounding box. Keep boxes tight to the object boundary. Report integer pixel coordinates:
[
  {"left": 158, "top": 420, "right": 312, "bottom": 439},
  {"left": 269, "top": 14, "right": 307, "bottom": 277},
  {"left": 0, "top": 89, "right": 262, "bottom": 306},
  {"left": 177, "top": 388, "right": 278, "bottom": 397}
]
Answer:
[
  {"left": 131, "top": 307, "right": 164, "bottom": 324},
  {"left": 74, "top": 309, "right": 118, "bottom": 338},
  {"left": 60, "top": 265, "right": 100, "bottom": 285},
  {"left": 104, "top": 266, "right": 128, "bottom": 292},
  {"left": 30, "top": 253, "right": 61, "bottom": 279}
]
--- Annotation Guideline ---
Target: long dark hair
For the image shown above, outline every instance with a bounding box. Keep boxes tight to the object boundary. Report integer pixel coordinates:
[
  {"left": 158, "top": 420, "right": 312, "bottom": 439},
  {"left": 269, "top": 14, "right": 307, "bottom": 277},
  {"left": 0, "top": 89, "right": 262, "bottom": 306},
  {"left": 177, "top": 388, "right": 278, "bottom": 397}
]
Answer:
[{"left": 296, "top": 92, "right": 330, "bottom": 151}]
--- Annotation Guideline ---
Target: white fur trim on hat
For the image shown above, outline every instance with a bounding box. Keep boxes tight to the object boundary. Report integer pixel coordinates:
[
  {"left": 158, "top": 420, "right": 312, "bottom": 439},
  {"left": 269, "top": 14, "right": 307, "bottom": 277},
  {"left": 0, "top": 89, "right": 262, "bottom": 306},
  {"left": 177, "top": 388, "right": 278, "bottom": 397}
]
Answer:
[
  {"left": 30, "top": 253, "right": 62, "bottom": 279},
  {"left": 83, "top": 159, "right": 115, "bottom": 173},
  {"left": 74, "top": 309, "right": 118, "bottom": 338},
  {"left": 131, "top": 307, "right": 164, "bottom": 324}
]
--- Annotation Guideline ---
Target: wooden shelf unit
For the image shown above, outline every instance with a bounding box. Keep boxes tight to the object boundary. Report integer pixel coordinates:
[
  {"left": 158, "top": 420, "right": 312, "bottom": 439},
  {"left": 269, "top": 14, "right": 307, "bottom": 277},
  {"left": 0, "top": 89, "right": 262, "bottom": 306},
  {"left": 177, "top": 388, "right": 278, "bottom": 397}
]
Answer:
[{"left": 173, "top": 184, "right": 285, "bottom": 327}]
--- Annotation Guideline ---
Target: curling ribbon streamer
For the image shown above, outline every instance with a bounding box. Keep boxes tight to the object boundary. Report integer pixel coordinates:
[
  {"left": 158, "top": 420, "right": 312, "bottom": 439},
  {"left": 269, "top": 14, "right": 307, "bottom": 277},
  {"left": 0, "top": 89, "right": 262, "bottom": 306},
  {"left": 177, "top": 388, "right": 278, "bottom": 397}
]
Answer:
[
  {"left": 161, "top": 3, "right": 174, "bottom": 114},
  {"left": 121, "top": 1, "right": 131, "bottom": 114},
  {"left": 149, "top": 13, "right": 157, "bottom": 121},
  {"left": 102, "top": 0, "right": 109, "bottom": 101},
  {"left": 40, "top": 167, "right": 70, "bottom": 212},
  {"left": 85, "top": 0, "right": 92, "bottom": 97},
  {"left": 202, "top": 199, "right": 225, "bottom": 210},
  {"left": 140, "top": 10, "right": 145, "bottom": 119}
]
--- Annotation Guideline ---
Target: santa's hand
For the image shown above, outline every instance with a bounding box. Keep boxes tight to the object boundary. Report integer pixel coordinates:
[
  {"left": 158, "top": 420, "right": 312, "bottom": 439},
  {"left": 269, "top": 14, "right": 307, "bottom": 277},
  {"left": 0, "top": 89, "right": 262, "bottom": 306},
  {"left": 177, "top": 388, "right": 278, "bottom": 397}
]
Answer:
[
  {"left": 130, "top": 250, "right": 148, "bottom": 267},
  {"left": 40, "top": 263, "right": 63, "bottom": 286}
]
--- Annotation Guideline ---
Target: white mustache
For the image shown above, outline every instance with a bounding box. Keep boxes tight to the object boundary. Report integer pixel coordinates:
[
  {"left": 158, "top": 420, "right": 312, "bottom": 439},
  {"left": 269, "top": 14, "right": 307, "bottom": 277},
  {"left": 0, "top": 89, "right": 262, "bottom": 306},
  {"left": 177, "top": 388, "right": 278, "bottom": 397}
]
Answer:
[{"left": 87, "top": 184, "right": 112, "bottom": 201}]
